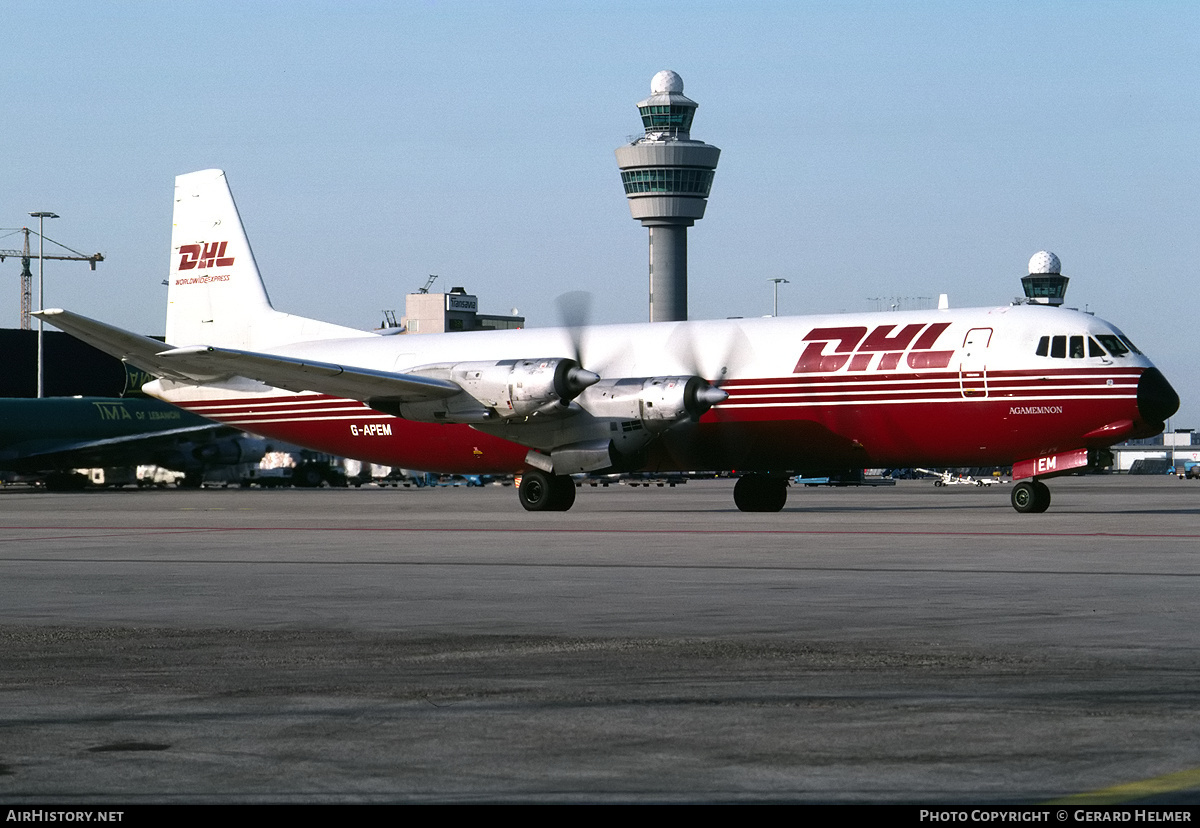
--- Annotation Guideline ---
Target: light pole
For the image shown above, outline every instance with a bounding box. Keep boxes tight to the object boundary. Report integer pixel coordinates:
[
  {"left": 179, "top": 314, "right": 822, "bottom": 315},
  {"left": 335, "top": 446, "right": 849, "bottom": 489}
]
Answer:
[
  {"left": 29, "top": 211, "right": 59, "bottom": 398},
  {"left": 769, "top": 278, "right": 790, "bottom": 317}
]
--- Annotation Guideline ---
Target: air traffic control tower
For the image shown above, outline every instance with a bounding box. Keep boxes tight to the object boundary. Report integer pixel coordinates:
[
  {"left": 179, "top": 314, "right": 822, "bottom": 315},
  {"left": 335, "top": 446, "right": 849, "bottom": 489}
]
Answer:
[
  {"left": 615, "top": 70, "right": 720, "bottom": 322},
  {"left": 1021, "top": 251, "right": 1070, "bottom": 306}
]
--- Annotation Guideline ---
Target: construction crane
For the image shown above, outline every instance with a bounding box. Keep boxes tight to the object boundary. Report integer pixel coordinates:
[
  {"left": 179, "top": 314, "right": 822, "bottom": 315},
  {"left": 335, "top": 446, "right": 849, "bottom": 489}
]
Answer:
[{"left": 0, "top": 227, "right": 103, "bottom": 329}]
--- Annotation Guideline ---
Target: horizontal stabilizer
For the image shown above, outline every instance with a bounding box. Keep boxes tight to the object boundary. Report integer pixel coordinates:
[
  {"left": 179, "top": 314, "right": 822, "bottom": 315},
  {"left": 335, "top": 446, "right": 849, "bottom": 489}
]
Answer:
[
  {"left": 36, "top": 308, "right": 466, "bottom": 404},
  {"left": 33, "top": 309, "right": 208, "bottom": 382}
]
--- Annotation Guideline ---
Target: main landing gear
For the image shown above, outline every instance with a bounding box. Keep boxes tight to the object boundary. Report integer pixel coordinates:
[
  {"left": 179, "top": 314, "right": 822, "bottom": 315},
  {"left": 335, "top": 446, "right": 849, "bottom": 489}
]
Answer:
[
  {"left": 733, "top": 474, "right": 789, "bottom": 512},
  {"left": 1010, "top": 479, "right": 1051, "bottom": 514},
  {"left": 518, "top": 468, "right": 577, "bottom": 512},
  {"left": 517, "top": 470, "right": 793, "bottom": 513}
]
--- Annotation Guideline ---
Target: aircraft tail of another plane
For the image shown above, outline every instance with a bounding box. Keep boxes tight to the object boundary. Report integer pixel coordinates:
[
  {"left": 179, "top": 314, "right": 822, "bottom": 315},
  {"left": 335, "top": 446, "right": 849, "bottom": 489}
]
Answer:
[{"left": 166, "top": 169, "right": 371, "bottom": 350}]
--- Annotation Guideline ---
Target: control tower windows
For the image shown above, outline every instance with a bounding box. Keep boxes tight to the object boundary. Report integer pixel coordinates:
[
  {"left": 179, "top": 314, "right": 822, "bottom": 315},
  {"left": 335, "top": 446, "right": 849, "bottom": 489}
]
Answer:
[
  {"left": 639, "top": 104, "right": 695, "bottom": 132},
  {"left": 621, "top": 168, "right": 715, "bottom": 196},
  {"left": 1022, "top": 275, "right": 1069, "bottom": 301}
]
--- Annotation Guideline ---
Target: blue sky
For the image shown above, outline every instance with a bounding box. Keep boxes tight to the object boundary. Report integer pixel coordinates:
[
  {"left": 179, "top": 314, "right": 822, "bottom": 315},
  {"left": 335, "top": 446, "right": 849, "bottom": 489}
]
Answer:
[{"left": 5, "top": 1, "right": 1198, "bottom": 424}]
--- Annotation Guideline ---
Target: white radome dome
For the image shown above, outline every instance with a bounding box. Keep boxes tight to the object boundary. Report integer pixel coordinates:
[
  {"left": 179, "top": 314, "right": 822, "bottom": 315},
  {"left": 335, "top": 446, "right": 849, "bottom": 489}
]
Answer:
[
  {"left": 651, "top": 70, "right": 684, "bottom": 95},
  {"left": 1028, "top": 250, "right": 1061, "bottom": 275}
]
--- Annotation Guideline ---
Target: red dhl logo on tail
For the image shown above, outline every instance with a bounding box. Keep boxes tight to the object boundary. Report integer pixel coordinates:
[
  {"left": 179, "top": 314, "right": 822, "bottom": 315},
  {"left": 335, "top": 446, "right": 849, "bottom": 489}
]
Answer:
[
  {"left": 795, "top": 322, "right": 954, "bottom": 373},
  {"left": 178, "top": 241, "right": 235, "bottom": 271}
]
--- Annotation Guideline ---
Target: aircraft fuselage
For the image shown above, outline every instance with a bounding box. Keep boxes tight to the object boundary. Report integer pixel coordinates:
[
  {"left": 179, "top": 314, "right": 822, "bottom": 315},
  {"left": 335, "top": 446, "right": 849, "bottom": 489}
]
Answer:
[{"left": 146, "top": 303, "right": 1172, "bottom": 477}]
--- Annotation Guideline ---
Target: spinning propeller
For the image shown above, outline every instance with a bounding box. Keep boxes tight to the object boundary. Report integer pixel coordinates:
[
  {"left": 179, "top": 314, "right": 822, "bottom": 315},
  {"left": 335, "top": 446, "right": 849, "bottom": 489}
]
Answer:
[
  {"left": 552, "top": 291, "right": 600, "bottom": 401},
  {"left": 555, "top": 291, "right": 729, "bottom": 422}
]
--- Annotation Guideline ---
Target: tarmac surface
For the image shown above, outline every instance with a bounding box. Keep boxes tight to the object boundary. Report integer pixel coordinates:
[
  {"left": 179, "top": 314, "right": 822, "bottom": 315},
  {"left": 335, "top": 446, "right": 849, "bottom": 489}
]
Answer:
[{"left": 2, "top": 475, "right": 1199, "bottom": 804}]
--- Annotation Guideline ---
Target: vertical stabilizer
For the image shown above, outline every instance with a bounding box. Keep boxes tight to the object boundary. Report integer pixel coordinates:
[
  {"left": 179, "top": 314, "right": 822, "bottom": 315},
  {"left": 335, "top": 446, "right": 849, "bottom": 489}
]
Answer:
[
  {"left": 165, "top": 169, "right": 371, "bottom": 349},
  {"left": 166, "top": 170, "right": 273, "bottom": 348}
]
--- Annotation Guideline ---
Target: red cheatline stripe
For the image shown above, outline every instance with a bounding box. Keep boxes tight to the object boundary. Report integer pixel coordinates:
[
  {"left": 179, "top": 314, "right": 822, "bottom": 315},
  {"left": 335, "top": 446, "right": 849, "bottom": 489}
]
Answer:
[
  {"left": 726, "top": 375, "right": 1139, "bottom": 392},
  {"left": 181, "top": 392, "right": 343, "bottom": 409},
  {"left": 723, "top": 380, "right": 1134, "bottom": 396},
  {"left": 721, "top": 367, "right": 1144, "bottom": 388},
  {"left": 179, "top": 395, "right": 1140, "bottom": 419},
  {"left": 167, "top": 368, "right": 1146, "bottom": 418},
  {"left": 720, "top": 394, "right": 1135, "bottom": 408},
  {"left": 186, "top": 399, "right": 358, "bottom": 412}
]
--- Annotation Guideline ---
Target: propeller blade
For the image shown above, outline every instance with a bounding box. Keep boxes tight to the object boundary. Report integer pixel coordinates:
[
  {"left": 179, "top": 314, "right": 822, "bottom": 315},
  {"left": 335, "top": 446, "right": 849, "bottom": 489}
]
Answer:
[
  {"left": 665, "top": 320, "right": 750, "bottom": 383},
  {"left": 664, "top": 321, "right": 752, "bottom": 468},
  {"left": 555, "top": 291, "right": 592, "bottom": 368}
]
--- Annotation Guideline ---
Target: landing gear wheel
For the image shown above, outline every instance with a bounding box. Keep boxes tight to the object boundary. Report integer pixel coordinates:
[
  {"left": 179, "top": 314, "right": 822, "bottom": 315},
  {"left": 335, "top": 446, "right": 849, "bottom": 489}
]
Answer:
[
  {"left": 549, "top": 475, "right": 576, "bottom": 511},
  {"left": 1011, "top": 480, "right": 1052, "bottom": 514},
  {"left": 733, "top": 474, "right": 788, "bottom": 512},
  {"left": 519, "top": 469, "right": 576, "bottom": 512},
  {"left": 1032, "top": 480, "right": 1051, "bottom": 512},
  {"left": 294, "top": 465, "right": 325, "bottom": 488},
  {"left": 1011, "top": 481, "right": 1035, "bottom": 512}
]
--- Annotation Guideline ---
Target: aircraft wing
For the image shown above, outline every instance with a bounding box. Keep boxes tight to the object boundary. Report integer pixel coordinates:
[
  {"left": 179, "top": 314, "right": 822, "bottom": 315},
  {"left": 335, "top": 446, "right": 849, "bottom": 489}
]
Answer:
[
  {"left": 35, "top": 309, "right": 463, "bottom": 403},
  {"left": 157, "top": 345, "right": 462, "bottom": 402}
]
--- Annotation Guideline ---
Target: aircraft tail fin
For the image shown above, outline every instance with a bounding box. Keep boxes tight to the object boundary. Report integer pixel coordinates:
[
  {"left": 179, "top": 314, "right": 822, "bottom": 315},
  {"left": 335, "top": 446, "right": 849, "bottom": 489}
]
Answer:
[{"left": 166, "top": 170, "right": 370, "bottom": 349}]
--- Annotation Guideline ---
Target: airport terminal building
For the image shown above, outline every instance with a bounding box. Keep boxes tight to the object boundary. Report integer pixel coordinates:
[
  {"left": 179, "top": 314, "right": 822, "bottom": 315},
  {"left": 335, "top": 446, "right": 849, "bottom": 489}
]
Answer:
[
  {"left": 398, "top": 287, "right": 523, "bottom": 334},
  {"left": 1113, "top": 431, "right": 1199, "bottom": 475}
]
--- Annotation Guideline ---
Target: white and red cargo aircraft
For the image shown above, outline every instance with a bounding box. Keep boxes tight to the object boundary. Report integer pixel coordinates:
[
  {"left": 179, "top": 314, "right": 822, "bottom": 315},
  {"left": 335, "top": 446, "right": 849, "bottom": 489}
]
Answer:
[{"left": 37, "top": 169, "right": 1178, "bottom": 513}]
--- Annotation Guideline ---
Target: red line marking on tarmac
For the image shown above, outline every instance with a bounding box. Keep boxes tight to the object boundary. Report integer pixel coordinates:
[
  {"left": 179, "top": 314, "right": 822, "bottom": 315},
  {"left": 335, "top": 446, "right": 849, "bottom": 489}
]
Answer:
[
  {"left": 0, "top": 529, "right": 246, "bottom": 543},
  {"left": 1, "top": 526, "right": 1198, "bottom": 540}
]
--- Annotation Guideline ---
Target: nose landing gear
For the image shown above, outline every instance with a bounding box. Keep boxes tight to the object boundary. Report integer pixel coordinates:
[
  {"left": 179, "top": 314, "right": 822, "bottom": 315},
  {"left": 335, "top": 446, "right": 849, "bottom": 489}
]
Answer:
[{"left": 1011, "top": 479, "right": 1051, "bottom": 513}]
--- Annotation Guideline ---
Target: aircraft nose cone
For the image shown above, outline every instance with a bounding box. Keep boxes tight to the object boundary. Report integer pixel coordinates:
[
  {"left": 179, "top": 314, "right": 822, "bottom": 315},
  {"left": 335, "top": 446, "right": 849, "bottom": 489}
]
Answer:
[{"left": 1137, "top": 367, "right": 1179, "bottom": 425}]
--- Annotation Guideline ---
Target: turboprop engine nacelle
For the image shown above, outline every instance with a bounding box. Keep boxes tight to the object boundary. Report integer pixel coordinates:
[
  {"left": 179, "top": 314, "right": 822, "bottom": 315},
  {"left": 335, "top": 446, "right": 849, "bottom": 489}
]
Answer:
[
  {"left": 373, "top": 358, "right": 599, "bottom": 424},
  {"left": 578, "top": 376, "right": 728, "bottom": 431},
  {"left": 500, "top": 375, "right": 729, "bottom": 475}
]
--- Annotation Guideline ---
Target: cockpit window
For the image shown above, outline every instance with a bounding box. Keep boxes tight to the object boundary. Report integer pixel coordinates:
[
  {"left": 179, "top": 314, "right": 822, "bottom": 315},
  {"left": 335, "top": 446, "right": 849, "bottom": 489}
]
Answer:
[
  {"left": 1119, "top": 335, "right": 1143, "bottom": 355},
  {"left": 1036, "top": 332, "right": 1136, "bottom": 359},
  {"left": 1095, "top": 334, "right": 1129, "bottom": 357}
]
